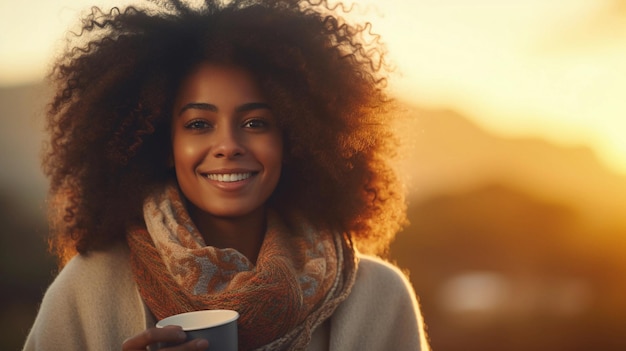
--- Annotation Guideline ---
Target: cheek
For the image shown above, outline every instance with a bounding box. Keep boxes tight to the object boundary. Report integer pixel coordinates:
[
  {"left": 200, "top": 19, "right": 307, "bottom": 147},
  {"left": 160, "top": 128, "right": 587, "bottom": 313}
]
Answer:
[
  {"left": 172, "top": 137, "right": 204, "bottom": 170},
  {"left": 264, "top": 136, "right": 284, "bottom": 170},
  {"left": 251, "top": 136, "right": 283, "bottom": 184}
]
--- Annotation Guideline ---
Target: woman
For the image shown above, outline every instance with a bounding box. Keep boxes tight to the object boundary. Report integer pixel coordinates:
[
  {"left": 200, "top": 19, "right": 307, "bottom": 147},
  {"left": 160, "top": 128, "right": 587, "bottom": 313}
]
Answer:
[{"left": 23, "top": 0, "right": 430, "bottom": 350}]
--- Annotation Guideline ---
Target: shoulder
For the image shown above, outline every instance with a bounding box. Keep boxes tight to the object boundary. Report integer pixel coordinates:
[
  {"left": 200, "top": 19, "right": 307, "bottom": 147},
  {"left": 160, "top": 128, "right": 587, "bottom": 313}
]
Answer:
[
  {"left": 355, "top": 254, "right": 414, "bottom": 294},
  {"left": 325, "top": 254, "right": 430, "bottom": 350},
  {"left": 57, "top": 243, "right": 131, "bottom": 282},
  {"left": 23, "top": 243, "right": 146, "bottom": 351},
  {"left": 33, "top": 243, "right": 133, "bottom": 310},
  {"left": 44, "top": 243, "right": 136, "bottom": 303},
  {"left": 346, "top": 254, "right": 419, "bottom": 315}
]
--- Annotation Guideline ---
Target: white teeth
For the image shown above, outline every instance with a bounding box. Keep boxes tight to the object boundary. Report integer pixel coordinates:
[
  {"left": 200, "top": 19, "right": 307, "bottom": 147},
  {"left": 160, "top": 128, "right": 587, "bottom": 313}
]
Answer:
[{"left": 206, "top": 173, "right": 253, "bottom": 182}]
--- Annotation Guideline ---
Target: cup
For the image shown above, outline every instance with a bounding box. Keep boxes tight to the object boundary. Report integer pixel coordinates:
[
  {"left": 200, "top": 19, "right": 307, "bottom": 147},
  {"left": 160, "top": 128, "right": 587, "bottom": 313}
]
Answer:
[{"left": 156, "top": 309, "right": 239, "bottom": 351}]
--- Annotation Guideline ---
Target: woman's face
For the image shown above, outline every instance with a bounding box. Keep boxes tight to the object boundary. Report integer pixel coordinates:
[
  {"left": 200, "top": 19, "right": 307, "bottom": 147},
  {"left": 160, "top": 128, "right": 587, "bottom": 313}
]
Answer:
[{"left": 171, "top": 62, "right": 283, "bottom": 220}]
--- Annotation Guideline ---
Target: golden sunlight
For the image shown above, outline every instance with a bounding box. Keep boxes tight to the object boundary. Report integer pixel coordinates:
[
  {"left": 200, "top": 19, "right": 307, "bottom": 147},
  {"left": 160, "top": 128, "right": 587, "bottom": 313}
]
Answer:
[{"left": 358, "top": 0, "right": 626, "bottom": 175}]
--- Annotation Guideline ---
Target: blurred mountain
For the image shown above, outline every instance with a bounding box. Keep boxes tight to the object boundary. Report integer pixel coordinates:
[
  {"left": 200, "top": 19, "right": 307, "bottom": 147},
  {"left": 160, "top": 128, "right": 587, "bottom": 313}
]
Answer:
[
  {"left": 390, "top": 104, "right": 626, "bottom": 351},
  {"left": 394, "top": 104, "right": 626, "bottom": 231},
  {"left": 0, "top": 83, "right": 49, "bottom": 213}
]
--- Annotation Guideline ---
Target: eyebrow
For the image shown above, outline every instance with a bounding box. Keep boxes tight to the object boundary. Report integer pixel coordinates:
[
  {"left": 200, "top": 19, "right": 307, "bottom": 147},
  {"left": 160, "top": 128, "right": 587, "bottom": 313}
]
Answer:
[{"left": 178, "top": 102, "right": 271, "bottom": 116}]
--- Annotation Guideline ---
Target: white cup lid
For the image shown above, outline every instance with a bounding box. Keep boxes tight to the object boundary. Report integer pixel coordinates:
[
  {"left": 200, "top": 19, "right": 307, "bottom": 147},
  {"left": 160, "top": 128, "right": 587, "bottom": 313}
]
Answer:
[{"left": 156, "top": 310, "right": 239, "bottom": 331}]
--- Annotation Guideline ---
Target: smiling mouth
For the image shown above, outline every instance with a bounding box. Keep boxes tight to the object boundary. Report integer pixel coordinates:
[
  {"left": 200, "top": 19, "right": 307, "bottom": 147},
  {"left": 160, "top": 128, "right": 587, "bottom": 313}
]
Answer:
[{"left": 205, "top": 172, "right": 255, "bottom": 183}]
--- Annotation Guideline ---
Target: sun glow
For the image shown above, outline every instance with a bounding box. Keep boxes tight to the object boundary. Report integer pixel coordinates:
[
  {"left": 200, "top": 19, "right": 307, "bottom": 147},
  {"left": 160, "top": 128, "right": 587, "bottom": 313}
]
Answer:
[{"left": 343, "top": 0, "right": 626, "bottom": 175}]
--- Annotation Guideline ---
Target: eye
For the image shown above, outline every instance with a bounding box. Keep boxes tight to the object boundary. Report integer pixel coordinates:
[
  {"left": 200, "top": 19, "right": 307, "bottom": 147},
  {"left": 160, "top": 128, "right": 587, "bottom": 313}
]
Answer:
[
  {"left": 184, "top": 119, "right": 212, "bottom": 130},
  {"left": 243, "top": 118, "right": 269, "bottom": 129}
]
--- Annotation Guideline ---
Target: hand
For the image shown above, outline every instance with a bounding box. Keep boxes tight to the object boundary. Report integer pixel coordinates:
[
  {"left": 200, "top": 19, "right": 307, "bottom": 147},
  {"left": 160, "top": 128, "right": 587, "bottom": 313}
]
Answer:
[{"left": 122, "top": 325, "right": 209, "bottom": 351}]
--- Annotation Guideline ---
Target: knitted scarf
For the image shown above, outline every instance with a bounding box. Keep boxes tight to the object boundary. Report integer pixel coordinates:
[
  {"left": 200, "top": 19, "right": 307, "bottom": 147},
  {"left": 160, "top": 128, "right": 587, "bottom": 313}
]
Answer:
[{"left": 126, "top": 184, "right": 357, "bottom": 350}]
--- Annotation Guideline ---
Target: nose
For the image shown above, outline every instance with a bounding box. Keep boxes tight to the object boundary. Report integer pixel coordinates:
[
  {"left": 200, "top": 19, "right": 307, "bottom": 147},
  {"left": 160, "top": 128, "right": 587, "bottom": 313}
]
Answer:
[{"left": 212, "top": 125, "right": 245, "bottom": 159}]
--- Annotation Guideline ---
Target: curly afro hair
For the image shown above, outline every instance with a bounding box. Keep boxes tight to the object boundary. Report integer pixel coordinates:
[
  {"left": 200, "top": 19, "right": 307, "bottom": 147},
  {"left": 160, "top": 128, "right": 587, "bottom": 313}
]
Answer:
[{"left": 44, "top": 0, "right": 407, "bottom": 265}]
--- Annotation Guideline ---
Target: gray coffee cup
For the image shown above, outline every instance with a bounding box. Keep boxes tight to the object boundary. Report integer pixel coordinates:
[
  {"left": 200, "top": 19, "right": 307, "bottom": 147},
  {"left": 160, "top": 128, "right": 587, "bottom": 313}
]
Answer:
[{"left": 156, "top": 309, "right": 239, "bottom": 351}]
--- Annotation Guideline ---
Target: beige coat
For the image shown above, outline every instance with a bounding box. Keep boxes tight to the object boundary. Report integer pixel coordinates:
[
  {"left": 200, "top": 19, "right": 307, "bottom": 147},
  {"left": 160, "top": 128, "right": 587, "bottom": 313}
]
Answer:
[{"left": 23, "top": 244, "right": 430, "bottom": 350}]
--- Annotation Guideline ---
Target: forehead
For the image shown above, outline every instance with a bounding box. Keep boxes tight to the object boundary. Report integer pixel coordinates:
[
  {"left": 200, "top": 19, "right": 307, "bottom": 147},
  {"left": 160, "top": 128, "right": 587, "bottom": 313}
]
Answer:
[{"left": 174, "top": 62, "right": 264, "bottom": 103}]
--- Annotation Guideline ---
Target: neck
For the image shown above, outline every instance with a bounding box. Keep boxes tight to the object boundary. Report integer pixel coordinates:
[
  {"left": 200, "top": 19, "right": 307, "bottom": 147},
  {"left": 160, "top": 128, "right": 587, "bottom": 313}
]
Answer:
[{"left": 189, "top": 206, "right": 266, "bottom": 264}]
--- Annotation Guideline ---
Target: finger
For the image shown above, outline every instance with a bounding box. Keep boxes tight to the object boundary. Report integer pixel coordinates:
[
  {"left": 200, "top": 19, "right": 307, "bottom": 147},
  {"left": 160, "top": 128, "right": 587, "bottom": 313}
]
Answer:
[
  {"left": 157, "top": 337, "right": 209, "bottom": 351},
  {"left": 180, "top": 338, "right": 210, "bottom": 351},
  {"left": 122, "top": 326, "right": 186, "bottom": 350}
]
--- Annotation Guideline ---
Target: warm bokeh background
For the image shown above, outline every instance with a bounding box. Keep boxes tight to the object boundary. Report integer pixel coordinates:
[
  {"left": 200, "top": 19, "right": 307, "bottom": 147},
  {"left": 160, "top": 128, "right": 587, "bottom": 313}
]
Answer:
[{"left": 2, "top": 0, "right": 625, "bottom": 350}]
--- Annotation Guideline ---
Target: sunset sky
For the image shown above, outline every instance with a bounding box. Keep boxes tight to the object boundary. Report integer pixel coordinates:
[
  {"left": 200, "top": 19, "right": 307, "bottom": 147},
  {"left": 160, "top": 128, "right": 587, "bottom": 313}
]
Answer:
[{"left": 1, "top": 0, "right": 625, "bottom": 174}]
